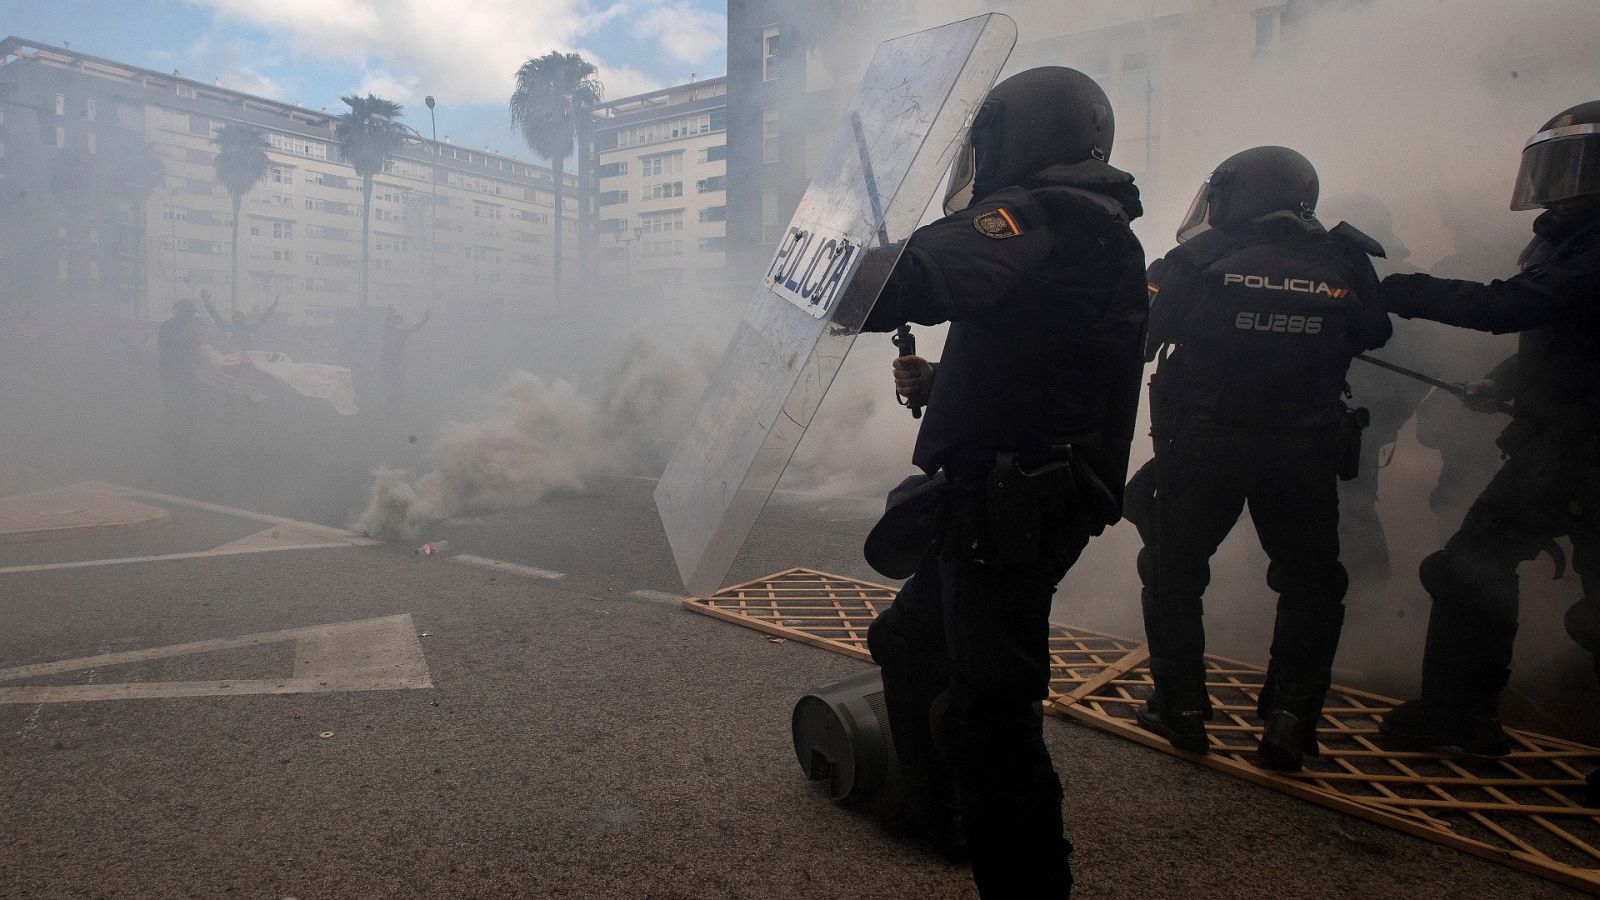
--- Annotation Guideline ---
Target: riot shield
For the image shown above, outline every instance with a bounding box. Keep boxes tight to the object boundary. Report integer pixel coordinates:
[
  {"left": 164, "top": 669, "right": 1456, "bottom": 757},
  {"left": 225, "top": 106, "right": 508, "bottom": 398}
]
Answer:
[{"left": 655, "top": 13, "right": 1017, "bottom": 597}]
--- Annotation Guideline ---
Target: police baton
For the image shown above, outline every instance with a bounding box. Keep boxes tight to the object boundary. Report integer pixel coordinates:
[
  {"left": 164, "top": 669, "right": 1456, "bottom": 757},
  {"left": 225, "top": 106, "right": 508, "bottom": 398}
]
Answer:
[
  {"left": 1353, "top": 353, "right": 1515, "bottom": 416},
  {"left": 892, "top": 325, "right": 923, "bottom": 419}
]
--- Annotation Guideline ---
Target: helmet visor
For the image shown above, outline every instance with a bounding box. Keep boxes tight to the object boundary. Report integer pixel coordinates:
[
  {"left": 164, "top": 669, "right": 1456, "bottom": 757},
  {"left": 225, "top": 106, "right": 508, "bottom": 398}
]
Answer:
[
  {"left": 943, "top": 140, "right": 976, "bottom": 216},
  {"left": 1511, "top": 127, "right": 1600, "bottom": 211},
  {"left": 1175, "top": 177, "right": 1215, "bottom": 244}
]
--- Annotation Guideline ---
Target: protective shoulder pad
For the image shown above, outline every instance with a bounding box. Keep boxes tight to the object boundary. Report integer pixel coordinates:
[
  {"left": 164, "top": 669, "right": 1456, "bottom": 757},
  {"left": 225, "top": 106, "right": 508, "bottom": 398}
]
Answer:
[
  {"left": 1330, "top": 221, "right": 1387, "bottom": 259},
  {"left": 1169, "top": 226, "right": 1244, "bottom": 268},
  {"left": 1029, "top": 185, "right": 1131, "bottom": 226}
]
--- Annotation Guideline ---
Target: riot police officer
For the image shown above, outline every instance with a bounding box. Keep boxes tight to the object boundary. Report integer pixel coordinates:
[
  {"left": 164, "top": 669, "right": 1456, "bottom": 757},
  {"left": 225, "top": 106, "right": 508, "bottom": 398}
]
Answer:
[
  {"left": 862, "top": 66, "right": 1148, "bottom": 897},
  {"left": 1377, "top": 102, "right": 1600, "bottom": 773},
  {"left": 1134, "top": 146, "right": 1391, "bottom": 772}
]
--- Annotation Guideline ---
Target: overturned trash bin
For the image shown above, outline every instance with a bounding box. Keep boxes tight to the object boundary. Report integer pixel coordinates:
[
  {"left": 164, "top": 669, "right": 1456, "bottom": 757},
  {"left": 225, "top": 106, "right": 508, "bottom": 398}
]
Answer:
[{"left": 792, "top": 669, "right": 903, "bottom": 814}]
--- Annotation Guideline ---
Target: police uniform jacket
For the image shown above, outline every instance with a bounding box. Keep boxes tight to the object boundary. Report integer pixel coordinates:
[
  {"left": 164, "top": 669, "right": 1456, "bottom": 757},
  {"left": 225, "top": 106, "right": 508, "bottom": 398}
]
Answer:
[
  {"left": 1147, "top": 217, "right": 1390, "bottom": 433},
  {"left": 862, "top": 160, "right": 1149, "bottom": 504},
  {"left": 1384, "top": 206, "right": 1600, "bottom": 451}
]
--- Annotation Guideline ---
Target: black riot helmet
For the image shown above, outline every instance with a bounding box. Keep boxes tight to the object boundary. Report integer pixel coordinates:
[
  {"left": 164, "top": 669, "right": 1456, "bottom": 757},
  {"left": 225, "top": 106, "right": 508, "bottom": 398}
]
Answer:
[
  {"left": 1511, "top": 100, "right": 1600, "bottom": 211},
  {"left": 943, "top": 66, "right": 1114, "bottom": 214},
  {"left": 1177, "top": 146, "right": 1319, "bottom": 243}
]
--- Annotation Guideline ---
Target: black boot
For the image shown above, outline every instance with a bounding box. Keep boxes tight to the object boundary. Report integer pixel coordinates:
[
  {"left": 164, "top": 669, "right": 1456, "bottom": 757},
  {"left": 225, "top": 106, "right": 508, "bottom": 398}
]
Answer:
[
  {"left": 1136, "top": 672, "right": 1212, "bottom": 754},
  {"left": 1379, "top": 698, "right": 1511, "bottom": 757},
  {"left": 1256, "top": 681, "right": 1324, "bottom": 773},
  {"left": 1379, "top": 597, "right": 1514, "bottom": 757}
]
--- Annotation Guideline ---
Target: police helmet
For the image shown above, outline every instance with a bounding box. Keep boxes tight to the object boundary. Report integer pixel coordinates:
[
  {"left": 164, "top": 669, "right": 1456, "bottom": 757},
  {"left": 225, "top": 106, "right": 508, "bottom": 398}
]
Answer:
[
  {"left": 1177, "top": 146, "right": 1319, "bottom": 243},
  {"left": 943, "top": 66, "right": 1114, "bottom": 214},
  {"left": 1511, "top": 100, "right": 1600, "bottom": 211}
]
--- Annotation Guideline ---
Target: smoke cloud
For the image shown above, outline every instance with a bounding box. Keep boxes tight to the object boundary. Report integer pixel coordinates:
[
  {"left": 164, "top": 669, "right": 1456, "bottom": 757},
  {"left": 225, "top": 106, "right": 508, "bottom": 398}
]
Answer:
[{"left": 354, "top": 338, "right": 706, "bottom": 540}]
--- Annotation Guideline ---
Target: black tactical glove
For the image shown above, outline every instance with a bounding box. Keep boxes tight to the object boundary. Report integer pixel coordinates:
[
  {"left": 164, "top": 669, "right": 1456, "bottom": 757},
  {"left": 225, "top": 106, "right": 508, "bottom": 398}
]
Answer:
[{"left": 1379, "top": 272, "right": 1432, "bottom": 318}]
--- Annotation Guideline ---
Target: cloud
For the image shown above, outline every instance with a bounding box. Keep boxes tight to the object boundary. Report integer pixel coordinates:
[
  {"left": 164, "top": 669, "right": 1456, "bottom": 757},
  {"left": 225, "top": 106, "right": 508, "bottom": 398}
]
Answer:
[
  {"left": 632, "top": 1, "right": 725, "bottom": 66},
  {"left": 183, "top": 0, "right": 675, "bottom": 107},
  {"left": 181, "top": 30, "right": 287, "bottom": 99},
  {"left": 355, "top": 67, "right": 420, "bottom": 105}
]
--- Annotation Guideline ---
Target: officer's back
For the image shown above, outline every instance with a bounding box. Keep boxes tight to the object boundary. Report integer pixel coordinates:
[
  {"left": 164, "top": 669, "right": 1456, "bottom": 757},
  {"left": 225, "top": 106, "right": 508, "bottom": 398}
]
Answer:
[{"left": 1155, "top": 218, "right": 1388, "bottom": 431}]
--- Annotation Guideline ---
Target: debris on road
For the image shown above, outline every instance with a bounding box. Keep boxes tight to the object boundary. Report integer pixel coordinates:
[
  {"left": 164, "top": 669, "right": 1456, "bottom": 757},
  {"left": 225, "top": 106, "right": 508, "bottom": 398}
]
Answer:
[{"left": 416, "top": 540, "right": 451, "bottom": 555}]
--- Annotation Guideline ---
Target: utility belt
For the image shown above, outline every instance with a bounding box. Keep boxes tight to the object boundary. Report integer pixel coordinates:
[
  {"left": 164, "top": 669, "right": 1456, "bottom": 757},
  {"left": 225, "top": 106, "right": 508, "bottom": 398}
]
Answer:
[
  {"left": 1154, "top": 403, "right": 1368, "bottom": 482},
  {"left": 941, "top": 445, "right": 1120, "bottom": 568}
]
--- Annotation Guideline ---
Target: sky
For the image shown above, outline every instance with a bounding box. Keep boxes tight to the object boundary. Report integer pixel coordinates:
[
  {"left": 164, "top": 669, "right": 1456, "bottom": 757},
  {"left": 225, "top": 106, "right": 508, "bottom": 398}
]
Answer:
[{"left": 4, "top": 0, "right": 729, "bottom": 161}]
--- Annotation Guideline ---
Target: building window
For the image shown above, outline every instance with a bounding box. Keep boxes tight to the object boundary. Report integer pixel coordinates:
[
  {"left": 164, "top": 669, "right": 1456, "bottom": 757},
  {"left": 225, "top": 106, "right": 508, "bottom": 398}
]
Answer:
[
  {"left": 646, "top": 182, "right": 683, "bottom": 200},
  {"left": 761, "top": 189, "right": 783, "bottom": 245},
  {"left": 700, "top": 144, "right": 727, "bottom": 163},
  {"left": 638, "top": 209, "right": 684, "bottom": 234},
  {"left": 270, "top": 165, "right": 293, "bottom": 185},
  {"left": 669, "top": 115, "right": 711, "bottom": 138},
  {"left": 598, "top": 161, "right": 628, "bottom": 178},
  {"left": 697, "top": 176, "right": 725, "bottom": 194},
  {"left": 763, "top": 26, "right": 780, "bottom": 81},
  {"left": 54, "top": 93, "right": 65, "bottom": 116},
  {"left": 55, "top": 126, "right": 66, "bottom": 149},
  {"left": 1122, "top": 50, "right": 1152, "bottom": 116},
  {"left": 698, "top": 205, "right": 727, "bottom": 223},
  {"left": 86, "top": 132, "right": 96, "bottom": 154},
  {"left": 763, "top": 108, "right": 781, "bottom": 164},
  {"left": 639, "top": 151, "right": 683, "bottom": 178},
  {"left": 1255, "top": 6, "right": 1287, "bottom": 51},
  {"left": 273, "top": 221, "right": 293, "bottom": 240},
  {"left": 85, "top": 98, "right": 96, "bottom": 122},
  {"left": 698, "top": 236, "right": 727, "bottom": 253}
]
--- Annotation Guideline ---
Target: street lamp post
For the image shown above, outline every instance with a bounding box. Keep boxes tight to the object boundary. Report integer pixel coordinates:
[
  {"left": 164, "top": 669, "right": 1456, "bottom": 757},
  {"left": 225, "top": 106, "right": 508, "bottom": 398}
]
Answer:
[{"left": 424, "top": 96, "right": 437, "bottom": 316}]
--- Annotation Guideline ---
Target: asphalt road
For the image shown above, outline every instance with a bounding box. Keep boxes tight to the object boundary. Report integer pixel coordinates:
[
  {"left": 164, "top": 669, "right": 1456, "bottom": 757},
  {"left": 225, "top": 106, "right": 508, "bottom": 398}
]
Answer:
[{"left": 0, "top": 482, "right": 1593, "bottom": 899}]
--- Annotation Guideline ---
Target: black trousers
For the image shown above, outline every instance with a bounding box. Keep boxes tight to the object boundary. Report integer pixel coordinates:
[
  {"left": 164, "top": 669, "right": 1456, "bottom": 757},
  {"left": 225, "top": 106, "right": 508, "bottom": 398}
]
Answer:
[
  {"left": 1416, "top": 440, "right": 1600, "bottom": 708},
  {"left": 1137, "top": 424, "right": 1348, "bottom": 693},
  {"left": 869, "top": 485, "right": 1090, "bottom": 899}
]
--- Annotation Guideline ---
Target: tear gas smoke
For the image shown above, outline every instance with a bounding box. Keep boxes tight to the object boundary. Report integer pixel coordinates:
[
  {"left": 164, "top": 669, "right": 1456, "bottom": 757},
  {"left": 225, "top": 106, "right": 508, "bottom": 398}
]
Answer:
[{"left": 354, "top": 340, "right": 706, "bottom": 540}]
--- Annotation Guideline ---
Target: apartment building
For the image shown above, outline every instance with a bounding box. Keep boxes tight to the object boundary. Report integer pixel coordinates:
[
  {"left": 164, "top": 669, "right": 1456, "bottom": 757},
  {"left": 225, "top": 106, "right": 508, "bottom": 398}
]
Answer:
[
  {"left": 590, "top": 75, "right": 728, "bottom": 305},
  {"left": 724, "top": 0, "right": 917, "bottom": 279},
  {"left": 0, "top": 37, "right": 575, "bottom": 325}
]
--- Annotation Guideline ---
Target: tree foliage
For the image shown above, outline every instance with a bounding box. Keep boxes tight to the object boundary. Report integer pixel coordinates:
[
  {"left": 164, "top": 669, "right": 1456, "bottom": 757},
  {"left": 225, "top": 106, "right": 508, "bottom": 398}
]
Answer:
[{"left": 510, "top": 52, "right": 603, "bottom": 300}]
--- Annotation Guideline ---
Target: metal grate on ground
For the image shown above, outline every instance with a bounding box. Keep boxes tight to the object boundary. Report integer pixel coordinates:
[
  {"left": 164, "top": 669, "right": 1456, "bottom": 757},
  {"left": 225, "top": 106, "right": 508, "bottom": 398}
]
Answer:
[{"left": 688, "top": 567, "right": 1600, "bottom": 895}]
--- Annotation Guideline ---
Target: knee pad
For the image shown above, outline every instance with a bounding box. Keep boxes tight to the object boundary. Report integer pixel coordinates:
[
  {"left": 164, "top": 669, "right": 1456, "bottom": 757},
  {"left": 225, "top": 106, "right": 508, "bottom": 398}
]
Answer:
[
  {"left": 866, "top": 606, "right": 905, "bottom": 669},
  {"left": 1567, "top": 599, "right": 1600, "bottom": 655},
  {"left": 1419, "top": 546, "right": 1518, "bottom": 622}
]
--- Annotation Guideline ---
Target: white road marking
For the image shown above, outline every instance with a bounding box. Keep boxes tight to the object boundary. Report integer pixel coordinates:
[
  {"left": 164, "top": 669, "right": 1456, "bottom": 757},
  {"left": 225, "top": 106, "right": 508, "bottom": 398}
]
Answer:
[
  {"left": 0, "top": 614, "right": 431, "bottom": 704},
  {"left": 450, "top": 554, "right": 564, "bottom": 580},
  {"left": 81, "top": 482, "right": 379, "bottom": 546},
  {"left": 0, "top": 542, "right": 352, "bottom": 576},
  {"left": 209, "top": 525, "right": 345, "bottom": 553},
  {"left": 629, "top": 590, "right": 688, "bottom": 605}
]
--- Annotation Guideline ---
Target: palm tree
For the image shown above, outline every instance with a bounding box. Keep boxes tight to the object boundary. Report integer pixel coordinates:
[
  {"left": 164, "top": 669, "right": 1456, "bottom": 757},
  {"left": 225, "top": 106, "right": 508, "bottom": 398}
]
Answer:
[
  {"left": 212, "top": 124, "right": 270, "bottom": 315},
  {"left": 509, "top": 52, "right": 602, "bottom": 302},
  {"left": 334, "top": 94, "right": 407, "bottom": 307}
]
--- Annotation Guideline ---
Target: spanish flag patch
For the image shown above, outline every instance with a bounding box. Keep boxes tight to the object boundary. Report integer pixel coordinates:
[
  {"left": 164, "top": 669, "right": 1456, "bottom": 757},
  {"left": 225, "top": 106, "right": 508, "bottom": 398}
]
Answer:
[{"left": 973, "top": 207, "right": 1023, "bottom": 239}]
